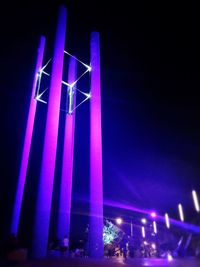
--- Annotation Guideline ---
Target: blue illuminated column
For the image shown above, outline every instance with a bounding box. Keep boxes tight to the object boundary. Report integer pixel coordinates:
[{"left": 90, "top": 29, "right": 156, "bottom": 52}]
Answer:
[
  {"left": 32, "top": 6, "right": 67, "bottom": 258},
  {"left": 89, "top": 32, "right": 104, "bottom": 258},
  {"left": 57, "top": 57, "right": 77, "bottom": 241},
  {"left": 11, "top": 36, "right": 45, "bottom": 235}
]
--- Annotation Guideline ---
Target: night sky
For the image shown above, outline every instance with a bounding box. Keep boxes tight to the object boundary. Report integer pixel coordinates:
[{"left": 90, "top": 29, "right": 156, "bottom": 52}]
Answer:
[{"left": 0, "top": 0, "right": 200, "bottom": 245}]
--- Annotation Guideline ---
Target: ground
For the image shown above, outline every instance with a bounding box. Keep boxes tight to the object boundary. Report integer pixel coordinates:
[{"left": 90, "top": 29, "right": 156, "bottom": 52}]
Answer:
[{"left": 1, "top": 257, "right": 200, "bottom": 267}]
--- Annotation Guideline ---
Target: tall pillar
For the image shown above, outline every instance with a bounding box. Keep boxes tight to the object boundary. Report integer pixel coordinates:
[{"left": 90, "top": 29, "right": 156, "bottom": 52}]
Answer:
[
  {"left": 57, "top": 57, "right": 77, "bottom": 242},
  {"left": 89, "top": 32, "right": 104, "bottom": 258},
  {"left": 32, "top": 6, "right": 67, "bottom": 258},
  {"left": 11, "top": 36, "right": 45, "bottom": 235}
]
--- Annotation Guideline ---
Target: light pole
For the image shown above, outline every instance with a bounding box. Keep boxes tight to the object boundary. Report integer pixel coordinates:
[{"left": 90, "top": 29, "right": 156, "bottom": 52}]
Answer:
[
  {"left": 116, "top": 217, "right": 133, "bottom": 237},
  {"left": 130, "top": 219, "right": 133, "bottom": 237}
]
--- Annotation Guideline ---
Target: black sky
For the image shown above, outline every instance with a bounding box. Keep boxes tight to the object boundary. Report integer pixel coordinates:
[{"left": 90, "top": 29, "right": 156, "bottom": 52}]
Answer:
[{"left": 0, "top": 0, "right": 200, "bottom": 242}]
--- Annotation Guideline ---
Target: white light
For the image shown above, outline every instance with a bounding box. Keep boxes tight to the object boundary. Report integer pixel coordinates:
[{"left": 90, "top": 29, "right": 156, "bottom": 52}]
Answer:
[
  {"left": 192, "top": 190, "right": 200, "bottom": 212},
  {"left": 85, "top": 92, "right": 91, "bottom": 98},
  {"left": 178, "top": 204, "right": 184, "bottom": 222},
  {"left": 35, "top": 88, "right": 48, "bottom": 104},
  {"left": 35, "top": 96, "right": 47, "bottom": 104},
  {"left": 64, "top": 50, "right": 90, "bottom": 71},
  {"left": 141, "top": 218, "right": 147, "bottom": 224},
  {"left": 143, "top": 241, "right": 148, "bottom": 245},
  {"left": 151, "top": 243, "right": 156, "bottom": 249},
  {"left": 167, "top": 253, "right": 173, "bottom": 262},
  {"left": 69, "top": 82, "right": 76, "bottom": 88},
  {"left": 116, "top": 218, "right": 122, "bottom": 225},
  {"left": 88, "top": 66, "right": 92, "bottom": 72},
  {"left": 153, "top": 221, "right": 157, "bottom": 234},
  {"left": 41, "top": 70, "right": 50, "bottom": 76},
  {"left": 141, "top": 226, "right": 145, "bottom": 238},
  {"left": 62, "top": 80, "right": 70, "bottom": 86},
  {"left": 68, "top": 86, "right": 74, "bottom": 114},
  {"left": 165, "top": 213, "right": 170, "bottom": 229}
]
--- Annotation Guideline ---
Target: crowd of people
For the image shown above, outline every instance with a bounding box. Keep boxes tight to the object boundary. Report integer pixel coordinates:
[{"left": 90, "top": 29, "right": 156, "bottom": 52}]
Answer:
[{"left": 2, "top": 232, "right": 200, "bottom": 262}]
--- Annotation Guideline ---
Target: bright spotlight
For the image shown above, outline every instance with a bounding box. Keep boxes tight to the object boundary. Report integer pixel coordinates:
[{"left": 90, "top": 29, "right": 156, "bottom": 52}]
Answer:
[
  {"left": 178, "top": 204, "right": 184, "bottom": 222},
  {"left": 192, "top": 190, "right": 200, "bottom": 212},
  {"left": 116, "top": 217, "right": 122, "bottom": 225},
  {"left": 165, "top": 213, "right": 170, "bottom": 229},
  {"left": 141, "top": 218, "right": 147, "bottom": 224},
  {"left": 167, "top": 253, "right": 173, "bottom": 262},
  {"left": 150, "top": 212, "right": 157, "bottom": 218},
  {"left": 151, "top": 243, "right": 156, "bottom": 249}
]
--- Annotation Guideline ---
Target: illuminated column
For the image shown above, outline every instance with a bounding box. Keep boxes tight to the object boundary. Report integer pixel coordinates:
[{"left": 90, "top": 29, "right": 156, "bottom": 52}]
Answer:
[
  {"left": 89, "top": 32, "right": 104, "bottom": 258},
  {"left": 11, "top": 36, "right": 45, "bottom": 235},
  {"left": 32, "top": 6, "right": 67, "bottom": 258},
  {"left": 57, "top": 57, "right": 77, "bottom": 241}
]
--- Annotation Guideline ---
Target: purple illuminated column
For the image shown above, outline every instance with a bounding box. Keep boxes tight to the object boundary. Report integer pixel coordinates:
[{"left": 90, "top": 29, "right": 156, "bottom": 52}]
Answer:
[
  {"left": 89, "top": 32, "right": 104, "bottom": 258},
  {"left": 32, "top": 6, "right": 67, "bottom": 258},
  {"left": 57, "top": 57, "right": 77, "bottom": 241},
  {"left": 11, "top": 36, "right": 45, "bottom": 235}
]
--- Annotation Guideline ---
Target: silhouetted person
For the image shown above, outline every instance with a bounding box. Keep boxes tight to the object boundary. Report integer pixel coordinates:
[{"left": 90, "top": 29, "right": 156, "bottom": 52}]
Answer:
[
  {"left": 60, "top": 235, "right": 69, "bottom": 256},
  {"left": 5, "top": 233, "right": 20, "bottom": 254},
  {"left": 121, "top": 237, "right": 128, "bottom": 259}
]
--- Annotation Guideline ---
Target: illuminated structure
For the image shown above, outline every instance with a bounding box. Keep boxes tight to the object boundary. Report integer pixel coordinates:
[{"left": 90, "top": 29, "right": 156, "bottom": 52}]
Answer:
[
  {"left": 32, "top": 6, "right": 67, "bottom": 258},
  {"left": 11, "top": 36, "right": 46, "bottom": 235},
  {"left": 12, "top": 5, "right": 103, "bottom": 259},
  {"left": 57, "top": 57, "right": 77, "bottom": 241},
  {"left": 89, "top": 32, "right": 104, "bottom": 258}
]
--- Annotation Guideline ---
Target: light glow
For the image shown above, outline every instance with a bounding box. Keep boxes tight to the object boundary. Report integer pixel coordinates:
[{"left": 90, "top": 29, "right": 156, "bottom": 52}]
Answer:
[
  {"left": 141, "top": 226, "right": 145, "bottom": 238},
  {"left": 153, "top": 221, "right": 157, "bottom": 234},
  {"left": 178, "top": 204, "right": 184, "bottom": 222},
  {"left": 192, "top": 190, "right": 200, "bottom": 212},
  {"left": 165, "top": 213, "right": 170, "bottom": 229},
  {"left": 141, "top": 218, "right": 147, "bottom": 224},
  {"left": 36, "top": 64, "right": 90, "bottom": 114},
  {"left": 36, "top": 51, "right": 91, "bottom": 114},
  {"left": 151, "top": 243, "right": 156, "bottom": 249},
  {"left": 116, "top": 217, "right": 122, "bottom": 225},
  {"left": 167, "top": 253, "right": 173, "bottom": 262},
  {"left": 150, "top": 212, "right": 157, "bottom": 218}
]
